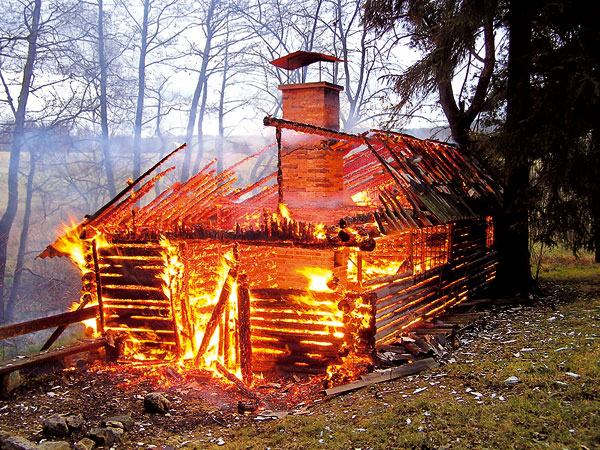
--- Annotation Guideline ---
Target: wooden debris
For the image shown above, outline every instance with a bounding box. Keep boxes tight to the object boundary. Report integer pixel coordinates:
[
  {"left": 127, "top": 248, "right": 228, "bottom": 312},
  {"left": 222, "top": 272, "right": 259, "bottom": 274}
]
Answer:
[
  {"left": 324, "top": 358, "right": 439, "bottom": 397},
  {"left": 215, "top": 361, "right": 257, "bottom": 400}
]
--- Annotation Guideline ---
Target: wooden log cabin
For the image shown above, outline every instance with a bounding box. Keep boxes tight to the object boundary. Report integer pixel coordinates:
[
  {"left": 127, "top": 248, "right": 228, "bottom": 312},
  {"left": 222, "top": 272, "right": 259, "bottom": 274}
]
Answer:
[{"left": 40, "top": 52, "right": 502, "bottom": 379}]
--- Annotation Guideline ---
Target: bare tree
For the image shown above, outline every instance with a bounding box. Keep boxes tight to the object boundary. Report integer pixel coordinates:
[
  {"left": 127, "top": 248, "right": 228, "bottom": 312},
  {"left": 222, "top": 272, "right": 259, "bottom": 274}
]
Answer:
[{"left": 0, "top": 0, "right": 42, "bottom": 323}]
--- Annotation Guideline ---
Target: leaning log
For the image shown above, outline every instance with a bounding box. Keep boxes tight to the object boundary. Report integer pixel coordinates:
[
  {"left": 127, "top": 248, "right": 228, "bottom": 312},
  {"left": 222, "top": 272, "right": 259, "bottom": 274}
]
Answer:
[{"left": 193, "top": 255, "right": 238, "bottom": 367}]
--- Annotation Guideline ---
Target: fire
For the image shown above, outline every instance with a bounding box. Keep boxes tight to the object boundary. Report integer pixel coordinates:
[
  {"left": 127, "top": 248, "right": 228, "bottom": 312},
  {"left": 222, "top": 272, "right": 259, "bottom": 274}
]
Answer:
[
  {"left": 297, "top": 267, "right": 334, "bottom": 292},
  {"left": 278, "top": 203, "right": 291, "bottom": 220}
]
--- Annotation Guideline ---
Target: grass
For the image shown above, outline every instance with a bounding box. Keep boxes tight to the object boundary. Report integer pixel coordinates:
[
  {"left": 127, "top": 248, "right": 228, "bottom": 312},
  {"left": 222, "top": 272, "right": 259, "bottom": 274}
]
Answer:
[
  {"left": 534, "top": 245, "right": 597, "bottom": 282},
  {"left": 138, "top": 252, "right": 599, "bottom": 450}
]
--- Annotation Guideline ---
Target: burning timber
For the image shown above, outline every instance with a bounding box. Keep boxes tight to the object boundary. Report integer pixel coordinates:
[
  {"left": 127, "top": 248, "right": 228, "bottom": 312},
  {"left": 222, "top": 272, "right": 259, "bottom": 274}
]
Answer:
[{"left": 37, "top": 51, "right": 501, "bottom": 387}]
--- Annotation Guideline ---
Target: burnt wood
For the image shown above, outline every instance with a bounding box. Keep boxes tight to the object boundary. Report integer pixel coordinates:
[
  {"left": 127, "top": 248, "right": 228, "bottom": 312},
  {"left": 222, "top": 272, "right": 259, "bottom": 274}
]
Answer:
[
  {"left": 237, "top": 274, "right": 253, "bottom": 385},
  {"left": 194, "top": 259, "right": 238, "bottom": 366}
]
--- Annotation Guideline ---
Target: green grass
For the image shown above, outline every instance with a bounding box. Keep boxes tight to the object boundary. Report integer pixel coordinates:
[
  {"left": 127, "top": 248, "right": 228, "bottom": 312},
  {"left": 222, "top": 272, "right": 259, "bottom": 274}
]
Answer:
[{"left": 534, "top": 245, "right": 598, "bottom": 282}]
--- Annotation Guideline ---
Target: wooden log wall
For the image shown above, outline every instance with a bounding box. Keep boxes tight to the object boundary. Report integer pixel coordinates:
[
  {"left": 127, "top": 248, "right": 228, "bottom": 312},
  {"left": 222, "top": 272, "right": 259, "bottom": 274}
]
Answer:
[
  {"left": 373, "top": 219, "right": 497, "bottom": 344},
  {"left": 249, "top": 288, "right": 347, "bottom": 374},
  {"left": 97, "top": 243, "right": 178, "bottom": 357}
]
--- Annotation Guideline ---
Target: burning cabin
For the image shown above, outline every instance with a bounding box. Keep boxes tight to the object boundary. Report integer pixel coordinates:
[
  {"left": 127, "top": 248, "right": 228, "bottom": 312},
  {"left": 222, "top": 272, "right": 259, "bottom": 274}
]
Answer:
[{"left": 41, "top": 52, "right": 501, "bottom": 381}]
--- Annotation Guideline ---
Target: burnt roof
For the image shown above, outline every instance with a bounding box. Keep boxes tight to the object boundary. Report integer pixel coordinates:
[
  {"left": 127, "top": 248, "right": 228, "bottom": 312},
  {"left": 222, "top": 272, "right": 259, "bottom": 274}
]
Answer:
[{"left": 40, "top": 117, "right": 502, "bottom": 258}]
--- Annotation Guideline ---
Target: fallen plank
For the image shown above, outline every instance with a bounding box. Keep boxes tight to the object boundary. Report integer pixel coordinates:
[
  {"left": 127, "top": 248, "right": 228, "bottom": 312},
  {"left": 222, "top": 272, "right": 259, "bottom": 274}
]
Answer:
[
  {"left": 413, "top": 327, "right": 456, "bottom": 335},
  {"left": 0, "top": 306, "right": 99, "bottom": 341},
  {"left": 324, "top": 358, "right": 438, "bottom": 397}
]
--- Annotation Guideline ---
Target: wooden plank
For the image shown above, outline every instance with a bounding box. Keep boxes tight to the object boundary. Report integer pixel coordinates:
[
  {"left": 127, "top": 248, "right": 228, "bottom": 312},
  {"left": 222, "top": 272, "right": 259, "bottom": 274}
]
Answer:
[
  {"left": 237, "top": 274, "right": 253, "bottom": 386},
  {"left": 105, "top": 316, "right": 175, "bottom": 331},
  {"left": 413, "top": 327, "right": 456, "bottom": 335},
  {"left": 250, "top": 318, "right": 343, "bottom": 334},
  {"left": 250, "top": 328, "right": 344, "bottom": 344},
  {"left": 102, "top": 299, "right": 171, "bottom": 308},
  {"left": 0, "top": 306, "right": 99, "bottom": 341},
  {"left": 250, "top": 288, "right": 337, "bottom": 302},
  {"left": 103, "top": 305, "right": 172, "bottom": 317},
  {"left": 251, "top": 335, "right": 342, "bottom": 353},
  {"left": 98, "top": 257, "right": 162, "bottom": 267},
  {"left": 99, "top": 273, "right": 163, "bottom": 287},
  {"left": 98, "top": 246, "right": 163, "bottom": 258},
  {"left": 0, "top": 338, "right": 106, "bottom": 376},
  {"left": 324, "top": 358, "right": 439, "bottom": 396},
  {"left": 102, "top": 287, "right": 168, "bottom": 301}
]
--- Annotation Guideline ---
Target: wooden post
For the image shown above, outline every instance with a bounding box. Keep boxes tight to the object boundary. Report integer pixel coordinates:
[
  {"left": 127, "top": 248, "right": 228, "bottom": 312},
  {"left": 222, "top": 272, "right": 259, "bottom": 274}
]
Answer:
[
  {"left": 237, "top": 273, "right": 252, "bottom": 386},
  {"left": 91, "top": 240, "right": 105, "bottom": 335},
  {"left": 357, "top": 252, "right": 363, "bottom": 288},
  {"left": 178, "top": 243, "right": 195, "bottom": 353},
  {"left": 276, "top": 127, "right": 283, "bottom": 206},
  {"left": 223, "top": 296, "right": 230, "bottom": 369}
]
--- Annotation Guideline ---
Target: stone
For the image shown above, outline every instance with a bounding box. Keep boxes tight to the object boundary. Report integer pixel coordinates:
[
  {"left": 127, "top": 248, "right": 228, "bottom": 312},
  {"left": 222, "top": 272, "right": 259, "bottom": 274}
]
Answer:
[
  {"left": 1, "top": 437, "right": 38, "bottom": 450},
  {"left": 88, "top": 427, "right": 123, "bottom": 447},
  {"left": 74, "top": 437, "right": 96, "bottom": 450},
  {"left": 66, "top": 414, "right": 85, "bottom": 431},
  {"left": 38, "top": 441, "right": 71, "bottom": 450},
  {"left": 104, "top": 421, "right": 124, "bottom": 430},
  {"left": 101, "top": 414, "right": 134, "bottom": 431},
  {"left": 43, "top": 415, "right": 70, "bottom": 437},
  {"left": 144, "top": 392, "right": 170, "bottom": 414},
  {"left": 503, "top": 376, "right": 520, "bottom": 386}
]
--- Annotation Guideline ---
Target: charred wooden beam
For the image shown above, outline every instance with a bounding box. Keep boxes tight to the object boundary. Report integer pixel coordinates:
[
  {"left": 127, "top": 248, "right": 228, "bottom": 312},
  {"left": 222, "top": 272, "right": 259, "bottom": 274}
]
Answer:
[
  {"left": 215, "top": 360, "right": 257, "bottom": 399},
  {"left": 237, "top": 274, "right": 253, "bottom": 386},
  {"left": 91, "top": 240, "right": 105, "bottom": 335},
  {"left": 264, "top": 116, "right": 364, "bottom": 143}
]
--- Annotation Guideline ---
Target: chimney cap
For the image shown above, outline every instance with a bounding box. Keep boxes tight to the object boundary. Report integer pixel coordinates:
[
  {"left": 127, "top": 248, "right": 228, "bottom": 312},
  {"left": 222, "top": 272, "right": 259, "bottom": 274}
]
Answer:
[{"left": 270, "top": 51, "right": 343, "bottom": 71}]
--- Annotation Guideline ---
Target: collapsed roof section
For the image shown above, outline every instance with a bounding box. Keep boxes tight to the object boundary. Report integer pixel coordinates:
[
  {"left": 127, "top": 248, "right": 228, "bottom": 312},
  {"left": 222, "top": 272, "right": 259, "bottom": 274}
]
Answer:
[{"left": 39, "top": 117, "right": 501, "bottom": 258}]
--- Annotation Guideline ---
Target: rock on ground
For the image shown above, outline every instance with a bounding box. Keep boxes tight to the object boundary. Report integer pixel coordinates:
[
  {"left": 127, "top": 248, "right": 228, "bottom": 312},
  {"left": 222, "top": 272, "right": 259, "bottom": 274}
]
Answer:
[
  {"left": 42, "top": 415, "right": 69, "bottom": 438},
  {"left": 144, "top": 392, "right": 170, "bottom": 414},
  {"left": 74, "top": 437, "right": 96, "bottom": 450},
  {"left": 88, "top": 427, "right": 123, "bottom": 447},
  {"left": 38, "top": 441, "right": 71, "bottom": 450},
  {"left": 1, "top": 437, "right": 38, "bottom": 450},
  {"left": 101, "top": 415, "right": 134, "bottom": 431}
]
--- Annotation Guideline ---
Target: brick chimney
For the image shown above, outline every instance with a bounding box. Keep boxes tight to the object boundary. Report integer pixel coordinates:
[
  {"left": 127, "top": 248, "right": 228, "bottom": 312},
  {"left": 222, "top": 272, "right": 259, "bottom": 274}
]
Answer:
[{"left": 270, "top": 52, "right": 348, "bottom": 211}]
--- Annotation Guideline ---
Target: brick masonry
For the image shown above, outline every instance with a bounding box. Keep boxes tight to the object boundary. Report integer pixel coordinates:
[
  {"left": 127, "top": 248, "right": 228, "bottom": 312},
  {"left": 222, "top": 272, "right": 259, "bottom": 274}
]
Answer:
[{"left": 278, "top": 81, "right": 349, "bottom": 210}]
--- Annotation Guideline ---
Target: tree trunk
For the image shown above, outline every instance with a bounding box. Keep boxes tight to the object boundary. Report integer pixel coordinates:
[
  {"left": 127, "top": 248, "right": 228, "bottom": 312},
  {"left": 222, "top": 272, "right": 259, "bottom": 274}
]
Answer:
[
  {"left": 216, "top": 22, "right": 230, "bottom": 175},
  {"left": 0, "top": 0, "right": 41, "bottom": 324},
  {"left": 193, "top": 78, "right": 209, "bottom": 175},
  {"left": 496, "top": 0, "right": 534, "bottom": 294},
  {"left": 98, "top": 0, "right": 116, "bottom": 198},
  {"left": 6, "top": 150, "right": 36, "bottom": 321},
  {"left": 181, "top": 0, "right": 216, "bottom": 182},
  {"left": 132, "top": 0, "right": 150, "bottom": 180}
]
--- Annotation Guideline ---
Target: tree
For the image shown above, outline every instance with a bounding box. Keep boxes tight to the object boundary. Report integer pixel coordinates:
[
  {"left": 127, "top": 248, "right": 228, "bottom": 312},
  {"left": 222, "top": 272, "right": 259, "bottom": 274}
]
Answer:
[
  {"left": 180, "top": 0, "right": 225, "bottom": 181},
  {"left": 97, "top": 0, "right": 117, "bottom": 197},
  {"left": 364, "top": 0, "right": 498, "bottom": 147},
  {"left": 0, "top": 0, "right": 42, "bottom": 323},
  {"left": 495, "top": 0, "right": 535, "bottom": 293},
  {"left": 365, "top": 0, "right": 600, "bottom": 293},
  {"left": 118, "top": 0, "right": 191, "bottom": 180}
]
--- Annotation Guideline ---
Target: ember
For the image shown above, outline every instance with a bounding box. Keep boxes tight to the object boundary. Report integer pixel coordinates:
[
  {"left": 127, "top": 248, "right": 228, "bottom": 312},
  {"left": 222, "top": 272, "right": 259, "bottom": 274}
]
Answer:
[{"left": 39, "top": 51, "right": 501, "bottom": 395}]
